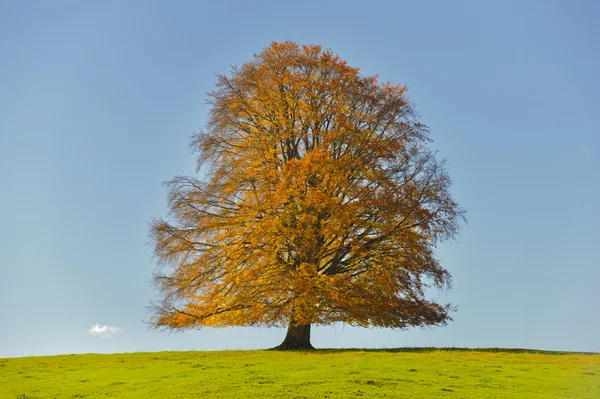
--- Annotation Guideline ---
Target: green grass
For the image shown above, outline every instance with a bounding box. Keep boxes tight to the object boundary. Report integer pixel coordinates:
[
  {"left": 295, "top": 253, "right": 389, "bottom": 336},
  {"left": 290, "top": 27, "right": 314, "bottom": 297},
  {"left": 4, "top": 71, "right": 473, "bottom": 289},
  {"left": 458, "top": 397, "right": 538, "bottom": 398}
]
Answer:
[{"left": 1, "top": 348, "right": 598, "bottom": 398}]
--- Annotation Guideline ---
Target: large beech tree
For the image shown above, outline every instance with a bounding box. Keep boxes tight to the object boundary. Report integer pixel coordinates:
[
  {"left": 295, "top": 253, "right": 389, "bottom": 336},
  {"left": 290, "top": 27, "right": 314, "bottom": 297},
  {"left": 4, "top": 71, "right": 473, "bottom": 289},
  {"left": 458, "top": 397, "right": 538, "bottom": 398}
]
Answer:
[{"left": 150, "top": 42, "right": 465, "bottom": 349}]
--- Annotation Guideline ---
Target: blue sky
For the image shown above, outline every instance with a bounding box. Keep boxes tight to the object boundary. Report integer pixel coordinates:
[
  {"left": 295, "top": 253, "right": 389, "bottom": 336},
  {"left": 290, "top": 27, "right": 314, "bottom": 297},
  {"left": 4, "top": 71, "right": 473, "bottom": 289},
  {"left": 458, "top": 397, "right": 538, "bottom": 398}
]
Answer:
[{"left": 1, "top": 0, "right": 598, "bottom": 358}]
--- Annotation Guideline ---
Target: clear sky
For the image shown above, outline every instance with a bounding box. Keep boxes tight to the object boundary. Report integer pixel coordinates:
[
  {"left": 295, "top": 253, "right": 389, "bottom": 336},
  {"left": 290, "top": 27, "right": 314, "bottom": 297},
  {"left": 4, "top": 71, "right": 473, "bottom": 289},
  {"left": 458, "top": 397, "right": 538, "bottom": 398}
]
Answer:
[{"left": 1, "top": 0, "right": 598, "bottom": 358}]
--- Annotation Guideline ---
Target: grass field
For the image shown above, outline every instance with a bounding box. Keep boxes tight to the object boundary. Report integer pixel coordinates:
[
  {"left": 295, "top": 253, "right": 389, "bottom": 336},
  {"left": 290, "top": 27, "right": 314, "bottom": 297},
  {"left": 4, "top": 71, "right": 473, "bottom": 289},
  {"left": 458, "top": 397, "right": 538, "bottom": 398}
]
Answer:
[{"left": 1, "top": 348, "right": 598, "bottom": 398}]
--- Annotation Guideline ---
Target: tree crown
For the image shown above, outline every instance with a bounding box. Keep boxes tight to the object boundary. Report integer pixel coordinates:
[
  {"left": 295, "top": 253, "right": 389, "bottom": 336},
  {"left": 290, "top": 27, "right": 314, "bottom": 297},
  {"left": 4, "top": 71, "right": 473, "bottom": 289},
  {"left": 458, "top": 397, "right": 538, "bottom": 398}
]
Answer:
[{"left": 151, "top": 41, "right": 465, "bottom": 331}]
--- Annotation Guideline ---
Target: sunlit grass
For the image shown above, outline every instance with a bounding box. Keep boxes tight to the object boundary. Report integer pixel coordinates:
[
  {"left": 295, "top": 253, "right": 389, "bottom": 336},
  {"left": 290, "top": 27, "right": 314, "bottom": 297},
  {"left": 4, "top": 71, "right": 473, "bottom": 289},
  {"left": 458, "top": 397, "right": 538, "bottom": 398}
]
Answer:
[{"left": 2, "top": 348, "right": 598, "bottom": 398}]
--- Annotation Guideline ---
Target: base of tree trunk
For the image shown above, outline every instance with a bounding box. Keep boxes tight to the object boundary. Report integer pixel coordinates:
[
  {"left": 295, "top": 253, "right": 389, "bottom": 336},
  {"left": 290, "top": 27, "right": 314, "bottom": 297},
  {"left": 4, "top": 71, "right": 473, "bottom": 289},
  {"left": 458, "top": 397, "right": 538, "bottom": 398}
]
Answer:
[{"left": 271, "top": 323, "right": 314, "bottom": 350}]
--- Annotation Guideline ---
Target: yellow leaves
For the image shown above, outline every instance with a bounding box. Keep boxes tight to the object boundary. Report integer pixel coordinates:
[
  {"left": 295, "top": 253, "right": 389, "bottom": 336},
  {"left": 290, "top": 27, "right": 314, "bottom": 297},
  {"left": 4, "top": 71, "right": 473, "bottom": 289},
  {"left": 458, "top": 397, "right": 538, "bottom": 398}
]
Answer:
[{"left": 150, "top": 41, "right": 463, "bottom": 332}]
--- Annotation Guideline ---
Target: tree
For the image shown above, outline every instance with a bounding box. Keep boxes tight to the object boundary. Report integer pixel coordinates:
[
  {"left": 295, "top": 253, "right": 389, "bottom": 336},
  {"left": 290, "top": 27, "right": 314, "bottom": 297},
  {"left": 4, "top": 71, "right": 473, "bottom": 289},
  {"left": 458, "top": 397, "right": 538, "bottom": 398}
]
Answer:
[{"left": 150, "top": 42, "right": 465, "bottom": 349}]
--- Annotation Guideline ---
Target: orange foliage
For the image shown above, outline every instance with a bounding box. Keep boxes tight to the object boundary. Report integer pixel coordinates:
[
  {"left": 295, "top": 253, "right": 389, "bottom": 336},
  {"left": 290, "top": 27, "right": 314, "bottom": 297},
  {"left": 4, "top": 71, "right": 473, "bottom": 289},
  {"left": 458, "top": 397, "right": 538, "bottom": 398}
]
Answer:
[{"left": 150, "top": 42, "right": 465, "bottom": 331}]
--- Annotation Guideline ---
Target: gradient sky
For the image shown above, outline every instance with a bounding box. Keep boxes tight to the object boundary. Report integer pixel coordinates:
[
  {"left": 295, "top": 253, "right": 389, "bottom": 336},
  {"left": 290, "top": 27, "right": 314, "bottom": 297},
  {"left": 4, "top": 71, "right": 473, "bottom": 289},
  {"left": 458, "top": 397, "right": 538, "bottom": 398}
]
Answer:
[{"left": 1, "top": 0, "right": 598, "bottom": 358}]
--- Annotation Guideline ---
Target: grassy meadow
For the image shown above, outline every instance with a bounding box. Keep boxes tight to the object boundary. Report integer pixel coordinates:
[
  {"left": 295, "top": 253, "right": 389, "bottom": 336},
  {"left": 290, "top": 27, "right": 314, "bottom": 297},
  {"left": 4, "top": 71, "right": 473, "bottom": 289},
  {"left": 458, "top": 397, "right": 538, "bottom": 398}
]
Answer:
[{"left": 1, "top": 348, "right": 598, "bottom": 398}]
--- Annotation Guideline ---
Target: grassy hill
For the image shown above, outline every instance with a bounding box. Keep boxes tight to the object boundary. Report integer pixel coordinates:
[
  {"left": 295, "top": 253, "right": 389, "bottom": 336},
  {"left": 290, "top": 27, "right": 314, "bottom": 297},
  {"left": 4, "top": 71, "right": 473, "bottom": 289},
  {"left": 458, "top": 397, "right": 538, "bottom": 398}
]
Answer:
[{"left": 2, "top": 348, "right": 598, "bottom": 398}]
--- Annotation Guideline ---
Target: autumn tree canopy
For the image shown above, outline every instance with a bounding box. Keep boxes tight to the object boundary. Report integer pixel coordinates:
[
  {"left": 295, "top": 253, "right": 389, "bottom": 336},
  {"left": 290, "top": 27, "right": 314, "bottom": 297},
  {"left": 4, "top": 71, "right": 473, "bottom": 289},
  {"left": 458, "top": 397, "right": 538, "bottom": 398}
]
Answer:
[{"left": 150, "top": 42, "right": 465, "bottom": 349}]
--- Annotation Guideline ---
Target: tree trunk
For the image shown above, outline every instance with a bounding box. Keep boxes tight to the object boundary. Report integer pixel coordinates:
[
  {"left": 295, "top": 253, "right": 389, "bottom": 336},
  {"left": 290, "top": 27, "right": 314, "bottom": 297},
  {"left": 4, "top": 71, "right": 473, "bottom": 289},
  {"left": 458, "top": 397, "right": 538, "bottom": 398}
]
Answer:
[{"left": 272, "top": 322, "right": 314, "bottom": 350}]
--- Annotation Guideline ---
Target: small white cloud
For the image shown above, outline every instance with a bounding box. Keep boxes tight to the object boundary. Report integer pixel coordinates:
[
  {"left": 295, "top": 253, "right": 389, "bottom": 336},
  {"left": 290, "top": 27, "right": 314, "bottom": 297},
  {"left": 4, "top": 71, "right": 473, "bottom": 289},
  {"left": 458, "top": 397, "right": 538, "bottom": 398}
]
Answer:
[
  {"left": 89, "top": 323, "right": 122, "bottom": 338},
  {"left": 580, "top": 144, "right": 590, "bottom": 154}
]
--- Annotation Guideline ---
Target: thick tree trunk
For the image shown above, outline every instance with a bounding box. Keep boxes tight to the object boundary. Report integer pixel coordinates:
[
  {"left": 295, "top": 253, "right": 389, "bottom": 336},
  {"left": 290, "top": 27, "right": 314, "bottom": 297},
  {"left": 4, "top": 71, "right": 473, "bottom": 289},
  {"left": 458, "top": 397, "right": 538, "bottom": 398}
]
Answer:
[{"left": 272, "top": 322, "right": 314, "bottom": 350}]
